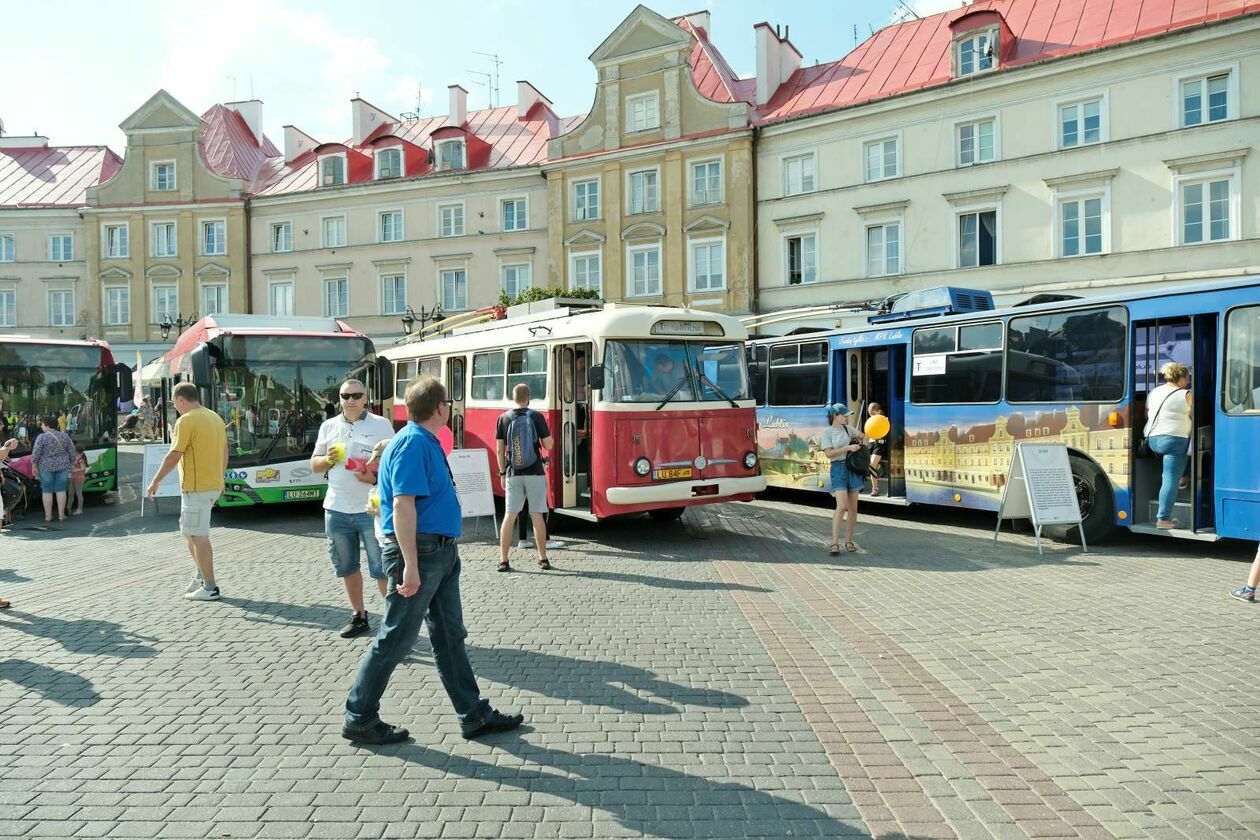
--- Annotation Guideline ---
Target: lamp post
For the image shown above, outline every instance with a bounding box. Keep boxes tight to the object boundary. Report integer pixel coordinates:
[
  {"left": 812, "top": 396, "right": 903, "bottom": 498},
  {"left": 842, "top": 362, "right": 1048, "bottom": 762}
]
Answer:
[
  {"left": 401, "top": 304, "right": 443, "bottom": 337},
  {"left": 159, "top": 312, "right": 198, "bottom": 341}
]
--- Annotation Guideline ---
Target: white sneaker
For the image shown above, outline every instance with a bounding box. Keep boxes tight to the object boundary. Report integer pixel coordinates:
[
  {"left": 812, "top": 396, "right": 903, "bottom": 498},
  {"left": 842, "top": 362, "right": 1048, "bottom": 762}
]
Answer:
[
  {"left": 185, "top": 575, "right": 205, "bottom": 594},
  {"left": 517, "top": 540, "right": 530, "bottom": 549},
  {"left": 544, "top": 539, "right": 563, "bottom": 550},
  {"left": 184, "top": 586, "right": 220, "bottom": 601}
]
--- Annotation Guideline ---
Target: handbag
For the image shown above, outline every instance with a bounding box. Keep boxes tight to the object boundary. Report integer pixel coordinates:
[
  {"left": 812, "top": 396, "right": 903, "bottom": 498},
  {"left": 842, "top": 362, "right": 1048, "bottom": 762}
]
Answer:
[{"left": 1137, "top": 387, "right": 1186, "bottom": 459}]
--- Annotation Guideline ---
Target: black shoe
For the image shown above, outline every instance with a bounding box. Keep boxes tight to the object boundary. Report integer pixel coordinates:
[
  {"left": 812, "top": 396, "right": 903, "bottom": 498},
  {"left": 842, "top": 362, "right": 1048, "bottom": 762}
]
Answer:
[
  {"left": 341, "top": 719, "right": 410, "bottom": 745},
  {"left": 339, "top": 613, "right": 371, "bottom": 638},
  {"left": 462, "top": 710, "right": 524, "bottom": 740}
]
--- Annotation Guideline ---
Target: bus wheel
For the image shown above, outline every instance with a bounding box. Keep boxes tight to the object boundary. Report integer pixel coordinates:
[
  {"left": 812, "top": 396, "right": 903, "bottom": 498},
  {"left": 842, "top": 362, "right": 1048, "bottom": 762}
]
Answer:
[
  {"left": 1046, "top": 455, "right": 1114, "bottom": 545},
  {"left": 648, "top": 506, "right": 686, "bottom": 522}
]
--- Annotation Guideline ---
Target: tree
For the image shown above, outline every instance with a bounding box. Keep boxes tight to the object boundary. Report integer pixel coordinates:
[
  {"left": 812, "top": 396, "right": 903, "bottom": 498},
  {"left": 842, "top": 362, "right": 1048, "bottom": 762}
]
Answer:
[{"left": 497, "top": 286, "right": 601, "bottom": 308}]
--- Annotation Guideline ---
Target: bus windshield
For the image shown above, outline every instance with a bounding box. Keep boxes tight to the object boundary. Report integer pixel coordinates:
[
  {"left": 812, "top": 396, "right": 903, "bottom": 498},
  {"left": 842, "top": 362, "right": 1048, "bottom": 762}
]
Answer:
[
  {"left": 603, "top": 340, "right": 750, "bottom": 404},
  {"left": 211, "top": 335, "right": 374, "bottom": 466},
  {"left": 0, "top": 344, "right": 114, "bottom": 453}
]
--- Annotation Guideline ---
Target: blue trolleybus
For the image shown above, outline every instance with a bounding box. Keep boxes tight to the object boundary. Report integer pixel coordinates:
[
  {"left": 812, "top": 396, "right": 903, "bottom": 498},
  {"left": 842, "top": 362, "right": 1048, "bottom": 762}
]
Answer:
[{"left": 747, "top": 277, "right": 1260, "bottom": 544}]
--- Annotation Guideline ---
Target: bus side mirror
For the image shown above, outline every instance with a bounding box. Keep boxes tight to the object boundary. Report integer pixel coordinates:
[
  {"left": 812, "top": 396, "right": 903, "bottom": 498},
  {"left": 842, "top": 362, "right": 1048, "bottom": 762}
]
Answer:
[
  {"left": 113, "top": 363, "right": 133, "bottom": 403},
  {"left": 587, "top": 364, "right": 605, "bottom": 391},
  {"left": 375, "top": 356, "right": 394, "bottom": 402},
  {"left": 189, "top": 343, "right": 213, "bottom": 390}
]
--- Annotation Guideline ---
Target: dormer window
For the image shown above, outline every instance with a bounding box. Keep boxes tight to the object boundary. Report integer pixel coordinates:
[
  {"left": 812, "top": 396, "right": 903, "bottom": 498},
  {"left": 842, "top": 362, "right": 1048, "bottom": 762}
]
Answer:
[
  {"left": 320, "top": 154, "right": 346, "bottom": 186},
  {"left": 955, "top": 30, "right": 996, "bottom": 77},
  {"left": 376, "top": 147, "right": 403, "bottom": 179},
  {"left": 437, "top": 140, "right": 465, "bottom": 172},
  {"left": 626, "top": 92, "right": 660, "bottom": 132}
]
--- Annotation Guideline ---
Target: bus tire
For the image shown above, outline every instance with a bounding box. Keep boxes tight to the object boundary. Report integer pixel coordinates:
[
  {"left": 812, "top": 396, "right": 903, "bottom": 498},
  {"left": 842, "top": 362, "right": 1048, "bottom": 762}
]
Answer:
[
  {"left": 648, "top": 506, "right": 686, "bottom": 522},
  {"left": 1046, "top": 454, "right": 1114, "bottom": 545}
]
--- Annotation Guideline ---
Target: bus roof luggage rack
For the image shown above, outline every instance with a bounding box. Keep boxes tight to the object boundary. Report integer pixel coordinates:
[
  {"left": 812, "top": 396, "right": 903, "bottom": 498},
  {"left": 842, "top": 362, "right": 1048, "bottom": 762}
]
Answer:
[{"left": 867, "top": 286, "right": 994, "bottom": 324}]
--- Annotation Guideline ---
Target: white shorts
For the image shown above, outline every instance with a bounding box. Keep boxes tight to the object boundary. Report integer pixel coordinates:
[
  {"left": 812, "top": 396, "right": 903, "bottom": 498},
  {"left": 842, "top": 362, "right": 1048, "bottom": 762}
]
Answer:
[
  {"left": 180, "top": 490, "right": 219, "bottom": 537},
  {"left": 505, "top": 474, "right": 548, "bottom": 514}
]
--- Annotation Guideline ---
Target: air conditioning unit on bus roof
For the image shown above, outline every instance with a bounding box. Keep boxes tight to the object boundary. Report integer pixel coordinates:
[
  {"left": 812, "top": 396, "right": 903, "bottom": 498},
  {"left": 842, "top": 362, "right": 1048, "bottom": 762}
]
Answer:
[{"left": 867, "top": 286, "right": 994, "bottom": 324}]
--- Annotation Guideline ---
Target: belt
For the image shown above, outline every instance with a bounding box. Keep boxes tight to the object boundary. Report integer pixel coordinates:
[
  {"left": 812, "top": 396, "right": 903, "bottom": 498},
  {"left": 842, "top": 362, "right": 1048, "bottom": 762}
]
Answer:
[{"left": 416, "top": 533, "right": 457, "bottom": 546}]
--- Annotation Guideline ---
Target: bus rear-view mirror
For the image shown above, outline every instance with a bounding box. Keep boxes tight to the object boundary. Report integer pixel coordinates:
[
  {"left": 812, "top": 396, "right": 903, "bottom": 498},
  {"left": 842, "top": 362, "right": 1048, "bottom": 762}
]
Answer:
[{"left": 375, "top": 356, "right": 395, "bottom": 402}]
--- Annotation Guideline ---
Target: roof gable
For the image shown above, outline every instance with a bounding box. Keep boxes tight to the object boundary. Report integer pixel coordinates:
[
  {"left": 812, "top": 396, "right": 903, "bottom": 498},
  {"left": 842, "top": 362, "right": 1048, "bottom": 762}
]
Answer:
[
  {"left": 119, "top": 90, "right": 203, "bottom": 134},
  {"left": 590, "top": 5, "right": 692, "bottom": 65}
]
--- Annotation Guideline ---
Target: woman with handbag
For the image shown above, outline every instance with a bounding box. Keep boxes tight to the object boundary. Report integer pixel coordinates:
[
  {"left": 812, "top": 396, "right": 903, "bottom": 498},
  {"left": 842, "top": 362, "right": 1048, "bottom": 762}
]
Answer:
[
  {"left": 1143, "top": 362, "right": 1193, "bottom": 530},
  {"left": 821, "top": 403, "right": 869, "bottom": 555}
]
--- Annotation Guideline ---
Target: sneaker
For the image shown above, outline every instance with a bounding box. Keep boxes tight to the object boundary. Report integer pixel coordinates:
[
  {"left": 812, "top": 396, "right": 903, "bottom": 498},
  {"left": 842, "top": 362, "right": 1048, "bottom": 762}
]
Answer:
[
  {"left": 184, "top": 585, "right": 220, "bottom": 601},
  {"left": 339, "top": 613, "right": 371, "bottom": 638},
  {"left": 184, "top": 575, "right": 205, "bottom": 594},
  {"left": 462, "top": 709, "right": 524, "bottom": 740},
  {"left": 342, "top": 719, "right": 410, "bottom": 745},
  {"left": 1228, "top": 587, "right": 1256, "bottom": 603},
  {"left": 517, "top": 540, "right": 529, "bottom": 549}
]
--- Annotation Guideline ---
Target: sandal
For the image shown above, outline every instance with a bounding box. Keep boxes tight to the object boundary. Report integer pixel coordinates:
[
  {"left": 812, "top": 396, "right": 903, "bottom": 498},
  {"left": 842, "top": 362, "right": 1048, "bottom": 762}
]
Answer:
[
  {"left": 1156, "top": 519, "right": 1180, "bottom": 530},
  {"left": 496, "top": 561, "right": 511, "bottom": 572},
  {"left": 828, "top": 544, "right": 840, "bottom": 556},
  {"left": 0, "top": 599, "right": 10, "bottom": 609},
  {"left": 845, "top": 542, "right": 858, "bottom": 553},
  {"left": 538, "top": 559, "right": 552, "bottom": 571}
]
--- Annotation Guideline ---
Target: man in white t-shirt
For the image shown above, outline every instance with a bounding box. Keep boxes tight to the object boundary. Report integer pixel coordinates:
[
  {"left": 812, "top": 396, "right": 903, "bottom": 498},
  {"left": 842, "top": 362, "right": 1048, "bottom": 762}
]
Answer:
[{"left": 311, "top": 379, "right": 395, "bottom": 638}]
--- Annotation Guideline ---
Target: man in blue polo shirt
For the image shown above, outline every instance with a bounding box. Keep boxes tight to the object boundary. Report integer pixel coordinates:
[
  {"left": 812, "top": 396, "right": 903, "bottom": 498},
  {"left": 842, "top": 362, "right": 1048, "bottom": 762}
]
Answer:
[{"left": 342, "top": 375, "right": 523, "bottom": 745}]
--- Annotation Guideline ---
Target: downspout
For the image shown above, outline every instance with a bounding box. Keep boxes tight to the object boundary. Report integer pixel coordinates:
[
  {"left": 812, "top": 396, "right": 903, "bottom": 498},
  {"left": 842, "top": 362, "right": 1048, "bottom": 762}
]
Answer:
[{"left": 243, "top": 194, "right": 253, "bottom": 314}]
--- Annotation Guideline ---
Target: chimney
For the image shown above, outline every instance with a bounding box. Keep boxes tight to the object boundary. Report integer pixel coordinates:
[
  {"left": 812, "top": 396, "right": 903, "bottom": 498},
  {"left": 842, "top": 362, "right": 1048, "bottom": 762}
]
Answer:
[
  {"left": 0, "top": 134, "right": 50, "bottom": 150},
  {"left": 351, "top": 97, "right": 396, "bottom": 145},
  {"left": 516, "top": 81, "right": 552, "bottom": 119},
  {"left": 282, "top": 125, "right": 318, "bottom": 164},
  {"left": 682, "top": 11, "right": 711, "bottom": 32},
  {"left": 225, "top": 100, "right": 263, "bottom": 143},
  {"left": 754, "top": 22, "right": 803, "bottom": 106},
  {"left": 448, "top": 85, "right": 467, "bottom": 126}
]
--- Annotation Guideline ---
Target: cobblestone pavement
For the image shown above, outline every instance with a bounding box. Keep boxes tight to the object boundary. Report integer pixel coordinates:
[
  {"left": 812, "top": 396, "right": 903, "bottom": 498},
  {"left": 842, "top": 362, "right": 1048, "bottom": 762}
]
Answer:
[{"left": 1, "top": 446, "right": 1258, "bottom": 839}]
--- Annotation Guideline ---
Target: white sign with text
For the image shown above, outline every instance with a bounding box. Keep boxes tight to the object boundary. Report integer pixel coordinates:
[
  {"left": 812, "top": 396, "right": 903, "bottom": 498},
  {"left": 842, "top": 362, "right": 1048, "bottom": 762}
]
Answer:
[
  {"left": 140, "top": 443, "right": 181, "bottom": 516},
  {"left": 994, "top": 442, "right": 1086, "bottom": 554},
  {"left": 447, "top": 448, "right": 496, "bottom": 519}
]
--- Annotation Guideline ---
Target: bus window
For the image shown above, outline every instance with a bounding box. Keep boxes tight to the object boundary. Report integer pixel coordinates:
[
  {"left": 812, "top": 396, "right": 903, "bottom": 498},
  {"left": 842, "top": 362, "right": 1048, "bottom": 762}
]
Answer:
[
  {"left": 472, "top": 351, "right": 505, "bottom": 401},
  {"left": 768, "top": 340, "right": 828, "bottom": 406},
  {"left": 747, "top": 345, "right": 768, "bottom": 406},
  {"left": 395, "top": 360, "right": 414, "bottom": 395},
  {"left": 910, "top": 322, "right": 1002, "bottom": 404},
  {"left": 418, "top": 358, "right": 441, "bottom": 379},
  {"left": 449, "top": 357, "right": 466, "bottom": 401},
  {"left": 508, "top": 346, "right": 547, "bottom": 400},
  {"left": 913, "top": 327, "right": 956, "bottom": 355},
  {"left": 1007, "top": 306, "right": 1126, "bottom": 403},
  {"left": 603, "top": 341, "right": 696, "bottom": 403},
  {"left": 1224, "top": 305, "right": 1260, "bottom": 414},
  {"left": 696, "top": 343, "right": 751, "bottom": 401}
]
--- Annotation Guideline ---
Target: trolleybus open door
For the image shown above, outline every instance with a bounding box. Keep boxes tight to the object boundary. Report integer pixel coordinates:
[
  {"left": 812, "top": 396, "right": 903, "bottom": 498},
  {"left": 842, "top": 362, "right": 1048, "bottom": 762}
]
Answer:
[
  {"left": 554, "top": 342, "right": 594, "bottom": 517},
  {"left": 446, "top": 357, "right": 466, "bottom": 449},
  {"left": 842, "top": 344, "right": 908, "bottom": 502}
]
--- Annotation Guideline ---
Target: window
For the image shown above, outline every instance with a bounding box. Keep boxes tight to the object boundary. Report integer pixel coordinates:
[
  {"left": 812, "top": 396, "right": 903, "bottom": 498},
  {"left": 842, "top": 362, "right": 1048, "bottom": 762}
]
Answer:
[
  {"left": 690, "top": 239, "right": 724, "bottom": 292},
  {"left": 956, "top": 31, "right": 995, "bottom": 76},
  {"left": 0, "top": 234, "right": 13, "bottom": 262},
  {"left": 438, "top": 204, "right": 464, "bottom": 237},
  {"left": 152, "top": 286, "right": 178, "bottom": 323},
  {"left": 152, "top": 162, "right": 176, "bottom": 191},
  {"left": 321, "top": 216, "right": 347, "bottom": 248},
  {"left": 1224, "top": 305, "right": 1260, "bottom": 414},
  {"left": 570, "top": 251, "right": 601, "bottom": 294},
  {"left": 508, "top": 346, "right": 547, "bottom": 398},
  {"left": 768, "top": 341, "right": 828, "bottom": 406},
  {"left": 269, "top": 281, "right": 294, "bottom": 317},
  {"left": 379, "top": 210, "right": 403, "bottom": 243},
  {"left": 104, "top": 224, "right": 128, "bottom": 258},
  {"left": 628, "top": 245, "right": 661, "bottom": 297},
  {"left": 471, "top": 350, "right": 505, "bottom": 401},
  {"left": 1059, "top": 195, "right": 1104, "bottom": 256},
  {"left": 104, "top": 287, "right": 129, "bottom": 325},
  {"left": 910, "top": 322, "right": 1003, "bottom": 404},
  {"left": 1059, "top": 98, "right": 1102, "bottom": 148},
  {"left": 864, "top": 137, "right": 899, "bottom": 181},
  {"left": 440, "top": 268, "right": 467, "bottom": 311},
  {"left": 324, "top": 278, "right": 348, "bottom": 318},
  {"left": 48, "top": 289, "right": 75, "bottom": 327},
  {"left": 628, "top": 169, "right": 659, "bottom": 215},
  {"left": 501, "top": 198, "right": 527, "bottom": 232},
  {"left": 501, "top": 263, "right": 531, "bottom": 299},
  {"left": 958, "top": 210, "right": 997, "bottom": 267},
  {"left": 1179, "top": 177, "right": 1233, "bottom": 244},
  {"left": 1181, "top": 73, "right": 1231, "bottom": 127},
  {"left": 201, "top": 220, "right": 226, "bottom": 256},
  {"left": 201, "top": 284, "right": 227, "bottom": 316},
  {"left": 152, "top": 222, "right": 177, "bottom": 258},
  {"left": 437, "top": 140, "right": 465, "bottom": 171},
  {"left": 691, "top": 159, "right": 722, "bottom": 205},
  {"left": 573, "top": 179, "right": 599, "bottom": 221},
  {"left": 381, "top": 274, "right": 406, "bottom": 315},
  {"left": 1006, "top": 306, "right": 1127, "bottom": 402},
  {"left": 865, "top": 223, "right": 901, "bottom": 276},
  {"left": 0, "top": 289, "right": 14, "bottom": 327},
  {"left": 957, "top": 119, "right": 996, "bottom": 165},
  {"left": 626, "top": 92, "right": 659, "bottom": 132},
  {"left": 785, "top": 234, "right": 817, "bottom": 285},
  {"left": 783, "top": 154, "right": 816, "bottom": 195},
  {"left": 320, "top": 155, "right": 345, "bottom": 186},
  {"left": 48, "top": 234, "right": 73, "bottom": 262},
  {"left": 271, "top": 222, "right": 292, "bottom": 253},
  {"left": 376, "top": 147, "right": 402, "bottom": 179}
]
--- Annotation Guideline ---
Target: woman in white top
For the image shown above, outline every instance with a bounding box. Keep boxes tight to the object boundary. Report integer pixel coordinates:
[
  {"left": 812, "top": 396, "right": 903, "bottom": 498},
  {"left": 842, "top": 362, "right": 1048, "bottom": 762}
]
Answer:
[
  {"left": 821, "top": 403, "right": 868, "bottom": 554},
  {"left": 1144, "top": 361, "right": 1193, "bottom": 529}
]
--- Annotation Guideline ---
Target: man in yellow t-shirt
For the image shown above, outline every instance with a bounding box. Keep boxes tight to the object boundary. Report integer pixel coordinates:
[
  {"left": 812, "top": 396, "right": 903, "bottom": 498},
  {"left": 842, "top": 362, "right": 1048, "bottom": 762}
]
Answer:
[{"left": 146, "top": 381, "right": 228, "bottom": 601}]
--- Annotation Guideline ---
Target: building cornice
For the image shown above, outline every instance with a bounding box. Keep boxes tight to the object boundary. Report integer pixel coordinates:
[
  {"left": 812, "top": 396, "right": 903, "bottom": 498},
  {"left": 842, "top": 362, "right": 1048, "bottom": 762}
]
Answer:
[
  {"left": 772, "top": 211, "right": 823, "bottom": 227},
  {"left": 943, "top": 185, "right": 1009, "bottom": 204},
  {"left": 1163, "top": 147, "right": 1250, "bottom": 173},
  {"left": 1043, "top": 168, "right": 1120, "bottom": 189},
  {"left": 249, "top": 165, "right": 546, "bottom": 209},
  {"left": 853, "top": 200, "right": 910, "bottom": 217}
]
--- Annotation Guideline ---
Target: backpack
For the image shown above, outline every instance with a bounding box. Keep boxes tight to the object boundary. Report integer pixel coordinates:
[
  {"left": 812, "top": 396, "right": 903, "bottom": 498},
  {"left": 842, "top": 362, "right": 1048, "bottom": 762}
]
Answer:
[
  {"left": 507, "top": 409, "right": 540, "bottom": 471},
  {"left": 837, "top": 426, "right": 871, "bottom": 476}
]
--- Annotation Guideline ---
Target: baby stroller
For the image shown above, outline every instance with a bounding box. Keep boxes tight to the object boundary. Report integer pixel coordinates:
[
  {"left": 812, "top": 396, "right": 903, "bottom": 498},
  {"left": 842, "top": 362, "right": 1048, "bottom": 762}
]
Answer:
[
  {"left": 1, "top": 460, "right": 33, "bottom": 526},
  {"left": 118, "top": 411, "right": 143, "bottom": 442}
]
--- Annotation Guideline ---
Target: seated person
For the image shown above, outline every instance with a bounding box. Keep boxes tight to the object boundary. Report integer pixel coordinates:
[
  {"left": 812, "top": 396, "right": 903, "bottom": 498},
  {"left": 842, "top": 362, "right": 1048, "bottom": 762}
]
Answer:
[{"left": 644, "top": 354, "right": 685, "bottom": 398}]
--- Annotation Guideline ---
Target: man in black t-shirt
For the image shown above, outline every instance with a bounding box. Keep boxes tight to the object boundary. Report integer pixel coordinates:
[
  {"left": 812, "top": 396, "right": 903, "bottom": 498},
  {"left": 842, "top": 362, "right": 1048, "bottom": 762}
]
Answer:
[{"left": 495, "top": 383, "right": 554, "bottom": 572}]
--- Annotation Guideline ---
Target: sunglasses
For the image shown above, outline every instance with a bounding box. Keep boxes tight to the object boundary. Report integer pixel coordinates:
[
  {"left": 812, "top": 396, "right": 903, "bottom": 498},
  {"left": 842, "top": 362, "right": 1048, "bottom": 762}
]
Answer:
[{"left": 339, "top": 392, "right": 365, "bottom": 400}]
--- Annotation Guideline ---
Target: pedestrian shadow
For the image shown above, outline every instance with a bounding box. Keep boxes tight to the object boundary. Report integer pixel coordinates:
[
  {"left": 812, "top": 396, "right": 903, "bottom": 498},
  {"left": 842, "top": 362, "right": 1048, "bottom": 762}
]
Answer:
[
  {"left": 542, "top": 567, "right": 771, "bottom": 594},
  {"left": 219, "top": 596, "right": 346, "bottom": 632},
  {"left": 0, "top": 568, "right": 31, "bottom": 583},
  {"left": 409, "top": 641, "right": 748, "bottom": 715},
  {"left": 376, "top": 732, "right": 869, "bottom": 839},
  {"left": 0, "top": 659, "right": 101, "bottom": 707},
  {"left": 0, "top": 610, "right": 156, "bottom": 658}
]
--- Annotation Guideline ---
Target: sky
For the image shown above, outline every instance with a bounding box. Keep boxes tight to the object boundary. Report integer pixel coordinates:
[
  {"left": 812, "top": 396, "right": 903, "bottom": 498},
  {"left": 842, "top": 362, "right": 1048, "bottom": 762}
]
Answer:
[{"left": 1, "top": 0, "right": 962, "bottom": 152}]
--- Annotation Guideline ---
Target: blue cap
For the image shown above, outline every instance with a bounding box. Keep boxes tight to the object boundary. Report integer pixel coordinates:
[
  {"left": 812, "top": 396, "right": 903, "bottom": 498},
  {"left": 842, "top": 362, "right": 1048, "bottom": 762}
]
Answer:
[{"left": 826, "top": 403, "right": 851, "bottom": 417}]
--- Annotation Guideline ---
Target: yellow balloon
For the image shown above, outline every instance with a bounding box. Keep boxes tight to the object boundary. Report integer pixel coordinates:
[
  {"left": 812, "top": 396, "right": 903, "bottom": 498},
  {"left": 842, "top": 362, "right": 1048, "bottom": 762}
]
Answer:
[{"left": 864, "top": 415, "right": 890, "bottom": 440}]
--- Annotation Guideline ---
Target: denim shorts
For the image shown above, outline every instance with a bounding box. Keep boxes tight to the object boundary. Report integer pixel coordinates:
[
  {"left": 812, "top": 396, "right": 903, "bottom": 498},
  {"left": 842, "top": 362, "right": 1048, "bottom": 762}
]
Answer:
[
  {"left": 830, "top": 460, "right": 865, "bottom": 494},
  {"left": 38, "top": 469, "right": 69, "bottom": 494},
  {"left": 326, "top": 510, "right": 385, "bottom": 580}
]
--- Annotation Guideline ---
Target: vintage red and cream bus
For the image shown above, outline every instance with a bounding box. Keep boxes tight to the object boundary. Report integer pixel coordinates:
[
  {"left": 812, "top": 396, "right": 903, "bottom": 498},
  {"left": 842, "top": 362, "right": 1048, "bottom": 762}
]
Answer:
[{"left": 380, "top": 299, "right": 765, "bottom": 521}]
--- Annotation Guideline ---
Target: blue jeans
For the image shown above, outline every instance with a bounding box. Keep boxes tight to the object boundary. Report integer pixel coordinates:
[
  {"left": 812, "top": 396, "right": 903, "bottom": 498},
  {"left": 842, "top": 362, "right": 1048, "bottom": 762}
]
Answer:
[
  {"left": 325, "top": 510, "right": 384, "bottom": 579},
  {"left": 344, "top": 537, "right": 491, "bottom": 729},
  {"left": 1148, "top": 434, "right": 1189, "bottom": 521},
  {"left": 38, "top": 469, "right": 69, "bottom": 494}
]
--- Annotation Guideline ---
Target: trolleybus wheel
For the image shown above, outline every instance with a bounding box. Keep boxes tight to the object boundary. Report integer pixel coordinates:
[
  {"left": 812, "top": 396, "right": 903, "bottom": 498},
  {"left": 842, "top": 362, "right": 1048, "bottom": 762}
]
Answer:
[
  {"left": 648, "top": 506, "right": 686, "bottom": 522},
  {"left": 1046, "top": 454, "right": 1114, "bottom": 545}
]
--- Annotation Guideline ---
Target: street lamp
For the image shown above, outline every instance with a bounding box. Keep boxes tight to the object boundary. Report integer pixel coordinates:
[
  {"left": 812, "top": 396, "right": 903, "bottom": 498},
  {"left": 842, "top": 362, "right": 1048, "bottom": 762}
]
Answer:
[
  {"left": 401, "top": 304, "right": 443, "bottom": 337},
  {"left": 160, "top": 312, "right": 198, "bottom": 341}
]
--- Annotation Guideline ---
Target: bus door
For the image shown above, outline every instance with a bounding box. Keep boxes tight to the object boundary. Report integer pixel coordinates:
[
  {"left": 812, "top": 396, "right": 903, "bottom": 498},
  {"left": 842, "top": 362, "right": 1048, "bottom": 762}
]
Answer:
[
  {"left": 843, "top": 346, "right": 907, "bottom": 499},
  {"left": 445, "top": 357, "right": 466, "bottom": 448},
  {"left": 554, "top": 342, "right": 593, "bottom": 512}
]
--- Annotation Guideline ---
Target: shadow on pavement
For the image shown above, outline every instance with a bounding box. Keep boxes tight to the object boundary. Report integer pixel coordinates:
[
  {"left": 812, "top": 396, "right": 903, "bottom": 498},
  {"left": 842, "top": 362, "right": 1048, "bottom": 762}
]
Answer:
[
  {"left": 0, "top": 610, "right": 157, "bottom": 658},
  {"left": 219, "top": 596, "right": 346, "bottom": 632},
  {"left": 0, "top": 568, "right": 31, "bottom": 584},
  {"left": 537, "top": 567, "right": 772, "bottom": 593},
  {"left": 0, "top": 659, "right": 101, "bottom": 707}
]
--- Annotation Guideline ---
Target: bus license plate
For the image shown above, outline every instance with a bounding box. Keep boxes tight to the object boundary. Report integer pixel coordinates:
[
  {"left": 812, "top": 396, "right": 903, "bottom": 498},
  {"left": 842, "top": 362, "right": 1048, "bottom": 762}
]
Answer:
[
  {"left": 653, "top": 468, "right": 692, "bottom": 481},
  {"left": 284, "top": 489, "right": 321, "bottom": 500}
]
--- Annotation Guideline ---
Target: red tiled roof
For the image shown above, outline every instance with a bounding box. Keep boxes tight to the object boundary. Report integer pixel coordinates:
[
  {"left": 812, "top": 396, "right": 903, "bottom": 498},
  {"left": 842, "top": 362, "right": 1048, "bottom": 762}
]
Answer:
[
  {"left": 0, "top": 145, "right": 121, "bottom": 208},
  {"left": 199, "top": 105, "right": 281, "bottom": 192},
  {"left": 675, "top": 18, "right": 755, "bottom": 105}
]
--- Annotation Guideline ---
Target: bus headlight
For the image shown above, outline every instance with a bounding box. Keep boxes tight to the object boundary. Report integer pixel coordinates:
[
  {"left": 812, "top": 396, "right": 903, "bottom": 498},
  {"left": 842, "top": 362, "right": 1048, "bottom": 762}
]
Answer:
[
  {"left": 743, "top": 451, "right": 758, "bottom": 470},
  {"left": 634, "top": 457, "right": 652, "bottom": 477}
]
